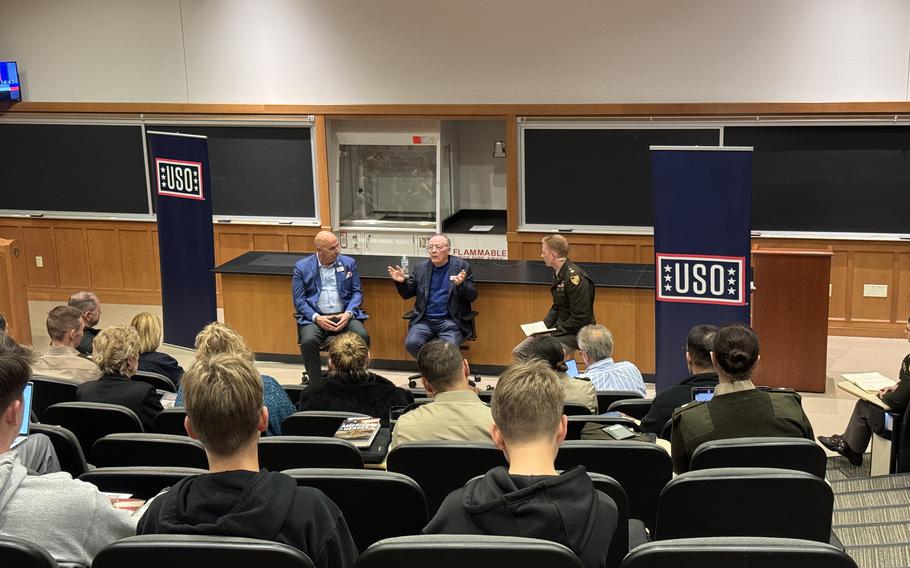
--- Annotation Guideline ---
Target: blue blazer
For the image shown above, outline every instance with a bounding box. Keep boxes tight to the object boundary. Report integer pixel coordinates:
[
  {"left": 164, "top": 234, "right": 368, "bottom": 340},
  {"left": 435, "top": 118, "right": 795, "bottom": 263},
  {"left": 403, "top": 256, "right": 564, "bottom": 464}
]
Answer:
[
  {"left": 395, "top": 256, "right": 477, "bottom": 338},
  {"left": 293, "top": 254, "right": 367, "bottom": 325}
]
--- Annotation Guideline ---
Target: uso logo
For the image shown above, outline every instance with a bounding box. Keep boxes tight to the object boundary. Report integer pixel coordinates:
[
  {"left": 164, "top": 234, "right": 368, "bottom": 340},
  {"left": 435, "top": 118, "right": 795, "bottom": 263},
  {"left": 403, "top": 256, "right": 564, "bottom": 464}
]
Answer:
[
  {"left": 156, "top": 158, "right": 203, "bottom": 200},
  {"left": 656, "top": 253, "right": 745, "bottom": 306}
]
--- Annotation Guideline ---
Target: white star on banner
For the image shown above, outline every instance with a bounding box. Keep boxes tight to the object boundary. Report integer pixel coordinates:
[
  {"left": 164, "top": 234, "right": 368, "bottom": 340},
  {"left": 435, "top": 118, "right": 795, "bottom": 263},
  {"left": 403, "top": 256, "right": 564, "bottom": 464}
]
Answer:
[
  {"left": 728, "top": 278, "right": 736, "bottom": 285},
  {"left": 664, "top": 275, "right": 672, "bottom": 282},
  {"left": 664, "top": 265, "right": 672, "bottom": 273},
  {"left": 665, "top": 284, "right": 672, "bottom": 291},
  {"left": 728, "top": 268, "right": 736, "bottom": 276},
  {"left": 728, "top": 287, "right": 736, "bottom": 295}
]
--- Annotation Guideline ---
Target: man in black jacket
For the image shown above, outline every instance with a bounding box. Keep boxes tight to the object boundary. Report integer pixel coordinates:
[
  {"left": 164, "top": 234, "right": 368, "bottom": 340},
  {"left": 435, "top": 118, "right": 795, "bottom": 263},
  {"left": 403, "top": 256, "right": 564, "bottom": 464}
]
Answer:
[
  {"left": 424, "top": 360, "right": 617, "bottom": 568},
  {"left": 138, "top": 353, "right": 357, "bottom": 568},
  {"left": 640, "top": 324, "right": 718, "bottom": 434}
]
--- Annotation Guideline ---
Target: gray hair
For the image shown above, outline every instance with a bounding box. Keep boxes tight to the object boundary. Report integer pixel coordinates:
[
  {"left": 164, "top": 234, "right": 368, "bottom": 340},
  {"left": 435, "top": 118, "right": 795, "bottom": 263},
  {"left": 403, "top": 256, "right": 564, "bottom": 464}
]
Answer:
[
  {"left": 68, "top": 291, "right": 98, "bottom": 314},
  {"left": 428, "top": 234, "right": 451, "bottom": 247},
  {"left": 577, "top": 324, "right": 614, "bottom": 361}
]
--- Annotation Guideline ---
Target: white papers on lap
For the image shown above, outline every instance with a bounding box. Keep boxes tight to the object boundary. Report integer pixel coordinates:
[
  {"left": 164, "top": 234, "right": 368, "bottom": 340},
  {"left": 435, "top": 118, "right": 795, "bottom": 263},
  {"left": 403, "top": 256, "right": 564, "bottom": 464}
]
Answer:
[
  {"left": 520, "top": 321, "right": 556, "bottom": 337},
  {"left": 841, "top": 372, "right": 897, "bottom": 392}
]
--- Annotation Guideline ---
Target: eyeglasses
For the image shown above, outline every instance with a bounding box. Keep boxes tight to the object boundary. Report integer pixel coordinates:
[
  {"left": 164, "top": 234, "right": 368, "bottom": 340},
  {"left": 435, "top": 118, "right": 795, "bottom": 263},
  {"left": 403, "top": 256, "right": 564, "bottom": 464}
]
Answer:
[{"left": 427, "top": 244, "right": 449, "bottom": 251}]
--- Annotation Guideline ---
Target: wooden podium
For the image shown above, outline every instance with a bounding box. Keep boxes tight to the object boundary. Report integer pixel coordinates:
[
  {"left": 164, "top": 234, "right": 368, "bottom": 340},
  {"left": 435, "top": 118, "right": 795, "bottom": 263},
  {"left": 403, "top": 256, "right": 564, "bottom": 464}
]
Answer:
[
  {"left": 0, "top": 238, "right": 32, "bottom": 346},
  {"left": 751, "top": 249, "right": 832, "bottom": 393}
]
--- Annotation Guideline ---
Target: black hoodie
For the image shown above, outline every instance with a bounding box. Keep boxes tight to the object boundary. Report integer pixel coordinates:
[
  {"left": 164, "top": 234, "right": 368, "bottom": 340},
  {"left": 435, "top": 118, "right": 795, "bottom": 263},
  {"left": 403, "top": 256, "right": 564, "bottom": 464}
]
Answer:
[
  {"left": 137, "top": 469, "right": 357, "bottom": 568},
  {"left": 424, "top": 466, "right": 617, "bottom": 568},
  {"left": 296, "top": 371, "right": 414, "bottom": 427}
]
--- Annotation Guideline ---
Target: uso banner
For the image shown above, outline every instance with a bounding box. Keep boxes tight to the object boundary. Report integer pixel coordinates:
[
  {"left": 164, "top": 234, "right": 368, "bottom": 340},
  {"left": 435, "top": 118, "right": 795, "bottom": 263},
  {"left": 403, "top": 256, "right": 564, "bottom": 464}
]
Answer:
[
  {"left": 147, "top": 131, "right": 217, "bottom": 348},
  {"left": 651, "top": 146, "right": 752, "bottom": 391}
]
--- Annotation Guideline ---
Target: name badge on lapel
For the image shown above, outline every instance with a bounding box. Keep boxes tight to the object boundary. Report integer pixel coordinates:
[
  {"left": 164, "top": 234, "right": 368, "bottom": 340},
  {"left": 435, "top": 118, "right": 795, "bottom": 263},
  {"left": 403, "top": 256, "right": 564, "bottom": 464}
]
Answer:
[{"left": 336, "top": 265, "right": 345, "bottom": 272}]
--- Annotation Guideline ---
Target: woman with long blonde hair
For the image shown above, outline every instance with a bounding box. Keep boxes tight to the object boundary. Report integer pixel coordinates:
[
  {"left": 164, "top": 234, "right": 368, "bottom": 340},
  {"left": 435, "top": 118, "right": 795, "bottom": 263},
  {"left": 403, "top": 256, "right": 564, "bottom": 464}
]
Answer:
[{"left": 130, "top": 312, "right": 184, "bottom": 386}]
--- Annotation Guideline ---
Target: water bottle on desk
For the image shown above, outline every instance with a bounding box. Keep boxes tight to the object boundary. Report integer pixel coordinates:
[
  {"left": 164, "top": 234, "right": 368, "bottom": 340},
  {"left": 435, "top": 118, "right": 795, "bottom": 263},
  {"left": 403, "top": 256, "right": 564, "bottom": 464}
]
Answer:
[{"left": 400, "top": 255, "right": 409, "bottom": 277}]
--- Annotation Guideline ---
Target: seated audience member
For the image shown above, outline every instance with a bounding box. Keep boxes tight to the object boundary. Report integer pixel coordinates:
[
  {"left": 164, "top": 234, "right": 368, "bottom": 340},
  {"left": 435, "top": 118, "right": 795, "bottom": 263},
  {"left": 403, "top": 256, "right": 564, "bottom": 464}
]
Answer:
[
  {"left": 0, "top": 334, "right": 135, "bottom": 566},
  {"left": 176, "top": 322, "right": 295, "bottom": 436},
  {"left": 297, "top": 333, "right": 413, "bottom": 427},
  {"left": 576, "top": 324, "right": 646, "bottom": 396},
  {"left": 137, "top": 353, "right": 357, "bottom": 568},
  {"left": 671, "top": 323, "right": 814, "bottom": 473},
  {"left": 640, "top": 324, "right": 718, "bottom": 434},
  {"left": 131, "top": 312, "right": 184, "bottom": 386},
  {"left": 819, "top": 315, "right": 910, "bottom": 465},
  {"left": 33, "top": 306, "right": 102, "bottom": 383},
  {"left": 391, "top": 340, "right": 493, "bottom": 450},
  {"left": 68, "top": 290, "right": 102, "bottom": 355},
  {"left": 424, "top": 360, "right": 618, "bottom": 568},
  {"left": 518, "top": 335, "right": 597, "bottom": 414},
  {"left": 77, "top": 325, "right": 163, "bottom": 431}
]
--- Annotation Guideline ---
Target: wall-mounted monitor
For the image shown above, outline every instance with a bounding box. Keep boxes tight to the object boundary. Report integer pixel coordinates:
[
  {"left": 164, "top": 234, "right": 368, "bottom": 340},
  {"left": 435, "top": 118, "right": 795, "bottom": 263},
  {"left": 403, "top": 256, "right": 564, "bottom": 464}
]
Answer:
[{"left": 0, "top": 62, "right": 21, "bottom": 102}]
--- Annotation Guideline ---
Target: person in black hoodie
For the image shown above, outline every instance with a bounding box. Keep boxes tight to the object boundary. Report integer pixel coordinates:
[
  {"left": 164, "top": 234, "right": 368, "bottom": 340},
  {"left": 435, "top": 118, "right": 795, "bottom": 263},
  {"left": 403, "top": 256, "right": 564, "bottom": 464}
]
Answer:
[
  {"left": 639, "top": 324, "right": 719, "bottom": 434},
  {"left": 424, "top": 360, "right": 617, "bottom": 568},
  {"left": 137, "top": 353, "right": 357, "bottom": 568},
  {"left": 296, "top": 333, "right": 413, "bottom": 426}
]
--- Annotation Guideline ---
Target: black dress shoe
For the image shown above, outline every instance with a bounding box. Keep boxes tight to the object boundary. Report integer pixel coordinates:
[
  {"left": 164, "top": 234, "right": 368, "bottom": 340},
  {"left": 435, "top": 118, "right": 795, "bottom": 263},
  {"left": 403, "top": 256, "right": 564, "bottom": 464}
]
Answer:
[{"left": 818, "top": 434, "right": 863, "bottom": 466}]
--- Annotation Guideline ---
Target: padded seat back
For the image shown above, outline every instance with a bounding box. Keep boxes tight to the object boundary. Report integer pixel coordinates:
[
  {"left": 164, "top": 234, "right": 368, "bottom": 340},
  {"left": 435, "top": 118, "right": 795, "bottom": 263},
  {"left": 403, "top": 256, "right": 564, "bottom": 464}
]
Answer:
[
  {"left": 79, "top": 466, "right": 207, "bottom": 499},
  {"left": 387, "top": 442, "right": 507, "bottom": 514},
  {"left": 153, "top": 407, "right": 188, "bottom": 436},
  {"left": 655, "top": 468, "right": 834, "bottom": 542},
  {"left": 0, "top": 535, "right": 59, "bottom": 568},
  {"left": 357, "top": 535, "right": 582, "bottom": 568},
  {"left": 28, "top": 423, "right": 89, "bottom": 478},
  {"left": 44, "top": 401, "right": 143, "bottom": 463},
  {"left": 281, "top": 411, "right": 368, "bottom": 437},
  {"left": 690, "top": 437, "right": 827, "bottom": 478},
  {"left": 284, "top": 468, "right": 428, "bottom": 551},
  {"left": 93, "top": 535, "right": 314, "bottom": 568},
  {"left": 30, "top": 376, "right": 79, "bottom": 422},
  {"left": 566, "top": 415, "right": 639, "bottom": 440},
  {"left": 595, "top": 390, "right": 644, "bottom": 413},
  {"left": 621, "top": 536, "right": 858, "bottom": 568},
  {"left": 282, "top": 384, "right": 307, "bottom": 407},
  {"left": 132, "top": 370, "right": 176, "bottom": 393},
  {"left": 587, "top": 472, "right": 630, "bottom": 568},
  {"left": 258, "top": 436, "right": 363, "bottom": 471},
  {"left": 563, "top": 402, "right": 593, "bottom": 416},
  {"left": 555, "top": 440, "right": 672, "bottom": 532},
  {"left": 606, "top": 398, "right": 653, "bottom": 419},
  {"left": 92, "top": 433, "right": 208, "bottom": 469}
]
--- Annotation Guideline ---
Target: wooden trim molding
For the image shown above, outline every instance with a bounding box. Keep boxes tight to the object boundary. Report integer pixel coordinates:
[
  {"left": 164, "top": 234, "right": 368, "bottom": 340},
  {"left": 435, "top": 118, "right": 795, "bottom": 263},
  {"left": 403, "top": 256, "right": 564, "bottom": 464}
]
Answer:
[{"left": 313, "top": 115, "right": 332, "bottom": 231}]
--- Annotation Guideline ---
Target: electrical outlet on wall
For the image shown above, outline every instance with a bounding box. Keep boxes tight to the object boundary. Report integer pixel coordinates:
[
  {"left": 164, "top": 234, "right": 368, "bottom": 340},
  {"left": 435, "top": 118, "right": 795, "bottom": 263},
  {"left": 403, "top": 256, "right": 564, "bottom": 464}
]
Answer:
[{"left": 35, "top": 256, "right": 43, "bottom": 268}]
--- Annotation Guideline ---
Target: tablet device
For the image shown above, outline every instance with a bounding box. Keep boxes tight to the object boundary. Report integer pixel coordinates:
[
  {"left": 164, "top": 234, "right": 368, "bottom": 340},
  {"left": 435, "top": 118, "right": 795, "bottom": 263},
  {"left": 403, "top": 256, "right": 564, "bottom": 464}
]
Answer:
[
  {"left": 565, "top": 359, "right": 580, "bottom": 378},
  {"left": 602, "top": 424, "right": 636, "bottom": 440},
  {"left": 691, "top": 386, "right": 715, "bottom": 402},
  {"left": 11, "top": 382, "right": 33, "bottom": 449}
]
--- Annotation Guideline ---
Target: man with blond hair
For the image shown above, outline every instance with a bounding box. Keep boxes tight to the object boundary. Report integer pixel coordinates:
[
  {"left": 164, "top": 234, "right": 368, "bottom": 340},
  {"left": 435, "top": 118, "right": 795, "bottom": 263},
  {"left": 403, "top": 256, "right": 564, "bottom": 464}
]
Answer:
[
  {"left": 138, "top": 353, "right": 357, "bottom": 568},
  {"left": 293, "top": 231, "right": 369, "bottom": 386},
  {"left": 33, "top": 306, "right": 101, "bottom": 383},
  {"left": 424, "top": 360, "right": 617, "bottom": 568},
  {"left": 513, "top": 235, "right": 595, "bottom": 359}
]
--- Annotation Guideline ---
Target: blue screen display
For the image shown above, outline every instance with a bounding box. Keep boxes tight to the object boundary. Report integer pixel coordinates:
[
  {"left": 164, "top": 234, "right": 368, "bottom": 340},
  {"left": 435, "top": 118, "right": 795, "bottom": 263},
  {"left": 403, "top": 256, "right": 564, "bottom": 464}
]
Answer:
[
  {"left": 20, "top": 383, "right": 32, "bottom": 435},
  {"left": 0, "top": 62, "right": 21, "bottom": 102}
]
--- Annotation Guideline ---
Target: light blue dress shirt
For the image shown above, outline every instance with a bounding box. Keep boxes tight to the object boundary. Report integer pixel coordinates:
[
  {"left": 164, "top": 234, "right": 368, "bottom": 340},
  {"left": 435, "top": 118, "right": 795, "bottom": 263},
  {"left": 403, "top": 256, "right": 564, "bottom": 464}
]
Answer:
[
  {"left": 583, "top": 357, "right": 647, "bottom": 396},
  {"left": 316, "top": 263, "right": 344, "bottom": 316}
]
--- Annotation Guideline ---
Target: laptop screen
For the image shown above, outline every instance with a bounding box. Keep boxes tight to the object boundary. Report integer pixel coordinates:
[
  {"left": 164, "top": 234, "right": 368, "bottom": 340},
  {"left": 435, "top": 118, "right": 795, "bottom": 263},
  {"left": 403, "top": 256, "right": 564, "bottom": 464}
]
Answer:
[
  {"left": 565, "top": 359, "right": 580, "bottom": 378},
  {"left": 691, "top": 386, "right": 715, "bottom": 402},
  {"left": 19, "top": 382, "right": 32, "bottom": 436}
]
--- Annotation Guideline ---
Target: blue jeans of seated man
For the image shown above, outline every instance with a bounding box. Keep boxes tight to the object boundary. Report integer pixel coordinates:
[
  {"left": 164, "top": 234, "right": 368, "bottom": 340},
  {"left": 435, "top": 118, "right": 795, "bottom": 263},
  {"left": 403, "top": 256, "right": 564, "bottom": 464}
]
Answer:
[{"left": 405, "top": 317, "right": 464, "bottom": 358}]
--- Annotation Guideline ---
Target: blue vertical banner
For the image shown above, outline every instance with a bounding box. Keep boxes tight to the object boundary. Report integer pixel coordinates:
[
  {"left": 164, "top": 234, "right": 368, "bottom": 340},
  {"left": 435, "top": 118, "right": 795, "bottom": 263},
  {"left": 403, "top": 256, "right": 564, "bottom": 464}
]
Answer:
[
  {"left": 147, "top": 131, "right": 217, "bottom": 348},
  {"left": 651, "top": 147, "right": 752, "bottom": 391}
]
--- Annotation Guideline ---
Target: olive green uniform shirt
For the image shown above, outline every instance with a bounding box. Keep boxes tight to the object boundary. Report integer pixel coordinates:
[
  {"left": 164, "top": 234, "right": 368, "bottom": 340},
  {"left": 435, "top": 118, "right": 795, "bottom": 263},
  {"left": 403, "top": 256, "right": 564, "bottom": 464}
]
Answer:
[{"left": 390, "top": 390, "right": 493, "bottom": 450}]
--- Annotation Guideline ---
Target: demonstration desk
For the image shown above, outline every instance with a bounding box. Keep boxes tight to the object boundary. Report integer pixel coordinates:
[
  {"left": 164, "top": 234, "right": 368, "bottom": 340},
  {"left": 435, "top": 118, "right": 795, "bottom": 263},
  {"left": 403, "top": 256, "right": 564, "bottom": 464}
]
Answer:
[{"left": 215, "top": 252, "right": 657, "bottom": 372}]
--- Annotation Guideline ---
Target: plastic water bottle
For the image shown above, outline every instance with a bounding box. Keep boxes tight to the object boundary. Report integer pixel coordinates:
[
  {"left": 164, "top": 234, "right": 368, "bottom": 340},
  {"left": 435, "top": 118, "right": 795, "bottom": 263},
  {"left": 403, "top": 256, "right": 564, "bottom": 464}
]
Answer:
[{"left": 400, "top": 255, "right": 409, "bottom": 277}]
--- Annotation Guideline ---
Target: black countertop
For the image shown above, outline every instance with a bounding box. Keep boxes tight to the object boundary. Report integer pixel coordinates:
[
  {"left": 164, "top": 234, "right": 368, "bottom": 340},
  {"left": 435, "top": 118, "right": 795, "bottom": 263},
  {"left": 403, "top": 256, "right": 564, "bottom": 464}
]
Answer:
[{"left": 215, "top": 252, "right": 656, "bottom": 289}]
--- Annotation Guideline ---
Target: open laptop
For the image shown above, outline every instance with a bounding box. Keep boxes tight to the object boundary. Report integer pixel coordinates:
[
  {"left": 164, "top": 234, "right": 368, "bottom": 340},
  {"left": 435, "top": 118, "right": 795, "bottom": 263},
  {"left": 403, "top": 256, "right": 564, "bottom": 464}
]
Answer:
[
  {"left": 691, "top": 386, "right": 715, "bottom": 402},
  {"left": 11, "top": 382, "right": 33, "bottom": 449}
]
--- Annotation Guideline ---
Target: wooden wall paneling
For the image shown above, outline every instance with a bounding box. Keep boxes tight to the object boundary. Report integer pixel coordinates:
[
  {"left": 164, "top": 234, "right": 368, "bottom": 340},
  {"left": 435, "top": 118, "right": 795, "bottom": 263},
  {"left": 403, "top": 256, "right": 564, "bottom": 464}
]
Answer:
[
  {"left": 639, "top": 245, "right": 654, "bottom": 264},
  {"left": 897, "top": 253, "right": 910, "bottom": 322},
  {"left": 601, "top": 244, "right": 637, "bottom": 263},
  {"left": 52, "top": 227, "right": 91, "bottom": 290},
  {"left": 506, "top": 115, "right": 519, "bottom": 235},
  {"left": 86, "top": 229, "right": 124, "bottom": 290},
  {"left": 221, "top": 273, "right": 299, "bottom": 355},
  {"left": 151, "top": 230, "right": 161, "bottom": 291},
  {"left": 594, "top": 287, "right": 639, "bottom": 367},
  {"left": 360, "top": 279, "right": 412, "bottom": 362},
  {"left": 314, "top": 115, "right": 332, "bottom": 230},
  {"left": 21, "top": 227, "right": 58, "bottom": 287},
  {"left": 119, "top": 228, "right": 159, "bottom": 291},
  {"left": 828, "top": 250, "right": 849, "bottom": 321},
  {"left": 252, "top": 233, "right": 288, "bottom": 251},
  {"left": 522, "top": 242, "right": 542, "bottom": 260},
  {"left": 635, "top": 290, "right": 656, "bottom": 374},
  {"left": 288, "top": 235, "right": 314, "bottom": 253},
  {"left": 850, "top": 251, "right": 894, "bottom": 322},
  {"left": 217, "top": 231, "right": 253, "bottom": 265},
  {"left": 570, "top": 243, "right": 598, "bottom": 262},
  {"left": 0, "top": 239, "right": 32, "bottom": 346},
  {"left": 0, "top": 225, "right": 22, "bottom": 244}
]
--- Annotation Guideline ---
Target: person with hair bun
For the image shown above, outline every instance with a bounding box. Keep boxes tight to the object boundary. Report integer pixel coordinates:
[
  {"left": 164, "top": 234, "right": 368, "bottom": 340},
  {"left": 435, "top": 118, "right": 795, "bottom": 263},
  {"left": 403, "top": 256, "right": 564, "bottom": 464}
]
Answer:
[
  {"left": 670, "top": 323, "right": 814, "bottom": 473},
  {"left": 517, "top": 335, "right": 597, "bottom": 414},
  {"left": 296, "top": 333, "right": 413, "bottom": 427}
]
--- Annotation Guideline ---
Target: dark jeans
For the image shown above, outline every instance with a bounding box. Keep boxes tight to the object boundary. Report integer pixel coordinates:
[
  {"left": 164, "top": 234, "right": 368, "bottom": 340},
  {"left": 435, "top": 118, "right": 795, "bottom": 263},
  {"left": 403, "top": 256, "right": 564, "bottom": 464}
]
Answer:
[
  {"left": 405, "top": 317, "right": 464, "bottom": 358},
  {"left": 298, "top": 318, "right": 370, "bottom": 385},
  {"left": 843, "top": 398, "right": 887, "bottom": 454}
]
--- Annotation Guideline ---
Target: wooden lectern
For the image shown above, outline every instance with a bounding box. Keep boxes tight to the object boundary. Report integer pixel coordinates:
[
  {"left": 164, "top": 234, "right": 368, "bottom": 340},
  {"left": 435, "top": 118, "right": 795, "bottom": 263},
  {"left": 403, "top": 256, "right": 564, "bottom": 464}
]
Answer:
[
  {"left": 0, "top": 238, "right": 32, "bottom": 346},
  {"left": 751, "top": 249, "right": 832, "bottom": 393}
]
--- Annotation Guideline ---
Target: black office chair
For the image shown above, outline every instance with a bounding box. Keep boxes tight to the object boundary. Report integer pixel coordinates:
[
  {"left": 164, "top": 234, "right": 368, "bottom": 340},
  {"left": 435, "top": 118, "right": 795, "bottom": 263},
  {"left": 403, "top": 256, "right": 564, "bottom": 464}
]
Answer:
[
  {"left": 654, "top": 468, "right": 834, "bottom": 543},
  {"left": 595, "top": 390, "right": 644, "bottom": 414},
  {"left": 357, "top": 535, "right": 582, "bottom": 568},
  {"left": 258, "top": 436, "right": 364, "bottom": 471},
  {"left": 621, "top": 537, "right": 858, "bottom": 568},
  {"left": 43, "top": 402, "right": 143, "bottom": 464},
  {"left": 689, "top": 437, "right": 828, "bottom": 478},
  {"left": 555, "top": 440, "right": 672, "bottom": 532},
  {"left": 607, "top": 398, "right": 653, "bottom": 420},
  {"left": 93, "top": 535, "right": 315, "bottom": 568},
  {"left": 284, "top": 468, "right": 428, "bottom": 552},
  {"left": 79, "top": 467, "right": 207, "bottom": 500},
  {"left": 153, "top": 407, "right": 189, "bottom": 436},
  {"left": 0, "top": 535, "right": 58, "bottom": 568},
  {"left": 281, "top": 411, "right": 368, "bottom": 437},
  {"left": 133, "top": 370, "right": 177, "bottom": 393},
  {"left": 30, "top": 376, "right": 79, "bottom": 422},
  {"left": 92, "top": 433, "right": 208, "bottom": 469},
  {"left": 282, "top": 384, "right": 307, "bottom": 407},
  {"left": 387, "top": 441, "right": 507, "bottom": 515},
  {"left": 586, "top": 472, "right": 635, "bottom": 567},
  {"left": 28, "top": 423, "right": 89, "bottom": 478},
  {"left": 563, "top": 402, "right": 594, "bottom": 416},
  {"left": 660, "top": 418, "right": 673, "bottom": 441},
  {"left": 565, "top": 414, "right": 640, "bottom": 440}
]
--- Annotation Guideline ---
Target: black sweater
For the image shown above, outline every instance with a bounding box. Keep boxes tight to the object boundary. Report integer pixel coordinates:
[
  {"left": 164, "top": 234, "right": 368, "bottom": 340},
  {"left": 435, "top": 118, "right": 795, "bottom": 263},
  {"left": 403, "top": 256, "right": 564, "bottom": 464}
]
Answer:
[
  {"left": 639, "top": 372, "right": 719, "bottom": 434},
  {"left": 296, "top": 371, "right": 414, "bottom": 427}
]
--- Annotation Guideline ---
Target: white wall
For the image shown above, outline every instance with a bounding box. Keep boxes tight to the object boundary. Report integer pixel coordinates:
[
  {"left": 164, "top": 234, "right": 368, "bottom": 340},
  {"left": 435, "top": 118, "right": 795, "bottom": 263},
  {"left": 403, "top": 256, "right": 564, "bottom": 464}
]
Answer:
[
  {"left": 2, "top": 0, "right": 909, "bottom": 104},
  {"left": 457, "top": 120, "right": 507, "bottom": 210}
]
